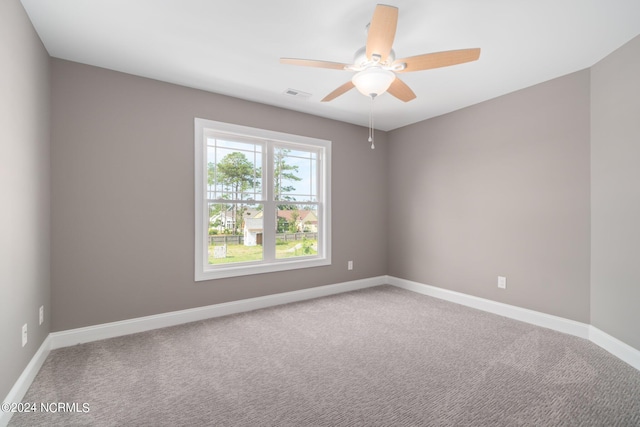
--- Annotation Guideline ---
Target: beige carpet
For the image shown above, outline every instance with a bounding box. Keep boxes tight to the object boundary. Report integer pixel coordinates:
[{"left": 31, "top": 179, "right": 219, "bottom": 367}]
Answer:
[{"left": 9, "top": 285, "right": 640, "bottom": 426}]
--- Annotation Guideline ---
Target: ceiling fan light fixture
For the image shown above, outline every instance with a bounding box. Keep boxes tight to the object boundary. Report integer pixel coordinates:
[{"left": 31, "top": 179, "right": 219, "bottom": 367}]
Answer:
[{"left": 352, "top": 67, "right": 395, "bottom": 97}]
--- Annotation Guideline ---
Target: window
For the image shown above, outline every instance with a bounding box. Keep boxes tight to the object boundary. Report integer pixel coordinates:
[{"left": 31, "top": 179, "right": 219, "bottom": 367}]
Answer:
[{"left": 195, "top": 118, "right": 331, "bottom": 280}]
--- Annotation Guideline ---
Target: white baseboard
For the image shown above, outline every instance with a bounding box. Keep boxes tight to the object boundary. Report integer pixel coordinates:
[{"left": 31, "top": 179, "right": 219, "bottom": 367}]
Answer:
[
  {"left": 386, "top": 275, "right": 640, "bottom": 371},
  {"left": 386, "top": 276, "right": 590, "bottom": 339},
  {"left": 50, "top": 276, "right": 386, "bottom": 350},
  {"left": 0, "top": 336, "right": 51, "bottom": 427},
  {"left": 589, "top": 326, "right": 640, "bottom": 371}
]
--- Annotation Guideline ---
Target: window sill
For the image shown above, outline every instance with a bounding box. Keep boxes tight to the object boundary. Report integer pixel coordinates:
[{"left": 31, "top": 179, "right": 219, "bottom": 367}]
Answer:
[{"left": 195, "top": 257, "right": 331, "bottom": 281}]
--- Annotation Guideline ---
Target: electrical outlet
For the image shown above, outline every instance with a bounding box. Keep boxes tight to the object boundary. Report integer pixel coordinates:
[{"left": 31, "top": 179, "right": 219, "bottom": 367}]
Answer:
[
  {"left": 39, "top": 306, "right": 44, "bottom": 325},
  {"left": 498, "top": 276, "right": 507, "bottom": 289},
  {"left": 22, "top": 324, "right": 28, "bottom": 347},
  {"left": 348, "top": 260, "right": 353, "bottom": 270}
]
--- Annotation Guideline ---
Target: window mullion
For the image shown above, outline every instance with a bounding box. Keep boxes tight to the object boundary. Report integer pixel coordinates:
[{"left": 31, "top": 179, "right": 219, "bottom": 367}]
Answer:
[
  {"left": 263, "top": 143, "right": 276, "bottom": 262},
  {"left": 317, "top": 150, "right": 325, "bottom": 257}
]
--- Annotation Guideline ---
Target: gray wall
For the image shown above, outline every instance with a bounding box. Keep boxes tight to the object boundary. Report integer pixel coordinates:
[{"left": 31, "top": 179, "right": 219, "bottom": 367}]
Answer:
[
  {"left": 591, "top": 35, "right": 640, "bottom": 350},
  {"left": 0, "top": 0, "right": 51, "bottom": 401},
  {"left": 50, "top": 59, "right": 388, "bottom": 331},
  {"left": 387, "top": 71, "right": 591, "bottom": 323}
]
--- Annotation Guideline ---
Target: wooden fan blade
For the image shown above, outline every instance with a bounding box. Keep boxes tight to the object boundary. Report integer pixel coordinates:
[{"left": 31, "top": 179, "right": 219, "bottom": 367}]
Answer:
[
  {"left": 387, "top": 77, "right": 416, "bottom": 102},
  {"left": 394, "top": 48, "right": 481, "bottom": 73},
  {"left": 321, "top": 81, "right": 355, "bottom": 102},
  {"left": 280, "top": 58, "right": 349, "bottom": 71},
  {"left": 366, "top": 5, "right": 398, "bottom": 63}
]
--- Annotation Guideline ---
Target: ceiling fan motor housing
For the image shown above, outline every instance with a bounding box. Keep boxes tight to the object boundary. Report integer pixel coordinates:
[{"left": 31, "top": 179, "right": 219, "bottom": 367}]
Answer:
[{"left": 352, "top": 46, "right": 396, "bottom": 70}]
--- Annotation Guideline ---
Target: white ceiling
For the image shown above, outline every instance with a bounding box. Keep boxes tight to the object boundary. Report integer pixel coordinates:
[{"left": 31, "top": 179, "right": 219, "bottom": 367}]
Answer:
[{"left": 20, "top": 0, "right": 640, "bottom": 131}]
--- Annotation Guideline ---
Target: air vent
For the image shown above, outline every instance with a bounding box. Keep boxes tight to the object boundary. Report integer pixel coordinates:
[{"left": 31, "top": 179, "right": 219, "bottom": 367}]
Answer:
[{"left": 283, "top": 88, "right": 312, "bottom": 100}]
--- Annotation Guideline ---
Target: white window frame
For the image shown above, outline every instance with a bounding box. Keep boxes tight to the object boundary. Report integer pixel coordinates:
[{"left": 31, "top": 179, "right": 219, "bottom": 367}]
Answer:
[{"left": 194, "top": 118, "right": 331, "bottom": 281}]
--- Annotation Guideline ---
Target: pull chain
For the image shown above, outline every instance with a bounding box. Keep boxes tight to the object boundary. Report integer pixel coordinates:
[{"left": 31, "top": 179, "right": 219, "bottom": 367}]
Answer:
[{"left": 368, "top": 94, "right": 376, "bottom": 149}]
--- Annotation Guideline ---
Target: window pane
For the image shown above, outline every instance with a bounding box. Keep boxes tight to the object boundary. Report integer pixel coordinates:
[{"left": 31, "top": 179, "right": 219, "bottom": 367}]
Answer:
[
  {"left": 274, "top": 147, "right": 317, "bottom": 203},
  {"left": 275, "top": 204, "right": 319, "bottom": 259},
  {"left": 207, "top": 138, "right": 262, "bottom": 201},
  {"left": 208, "top": 202, "right": 263, "bottom": 265}
]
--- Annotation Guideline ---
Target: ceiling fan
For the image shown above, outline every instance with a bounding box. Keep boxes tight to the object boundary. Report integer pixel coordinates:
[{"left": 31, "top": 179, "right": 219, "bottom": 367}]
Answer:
[{"left": 280, "top": 4, "right": 481, "bottom": 103}]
